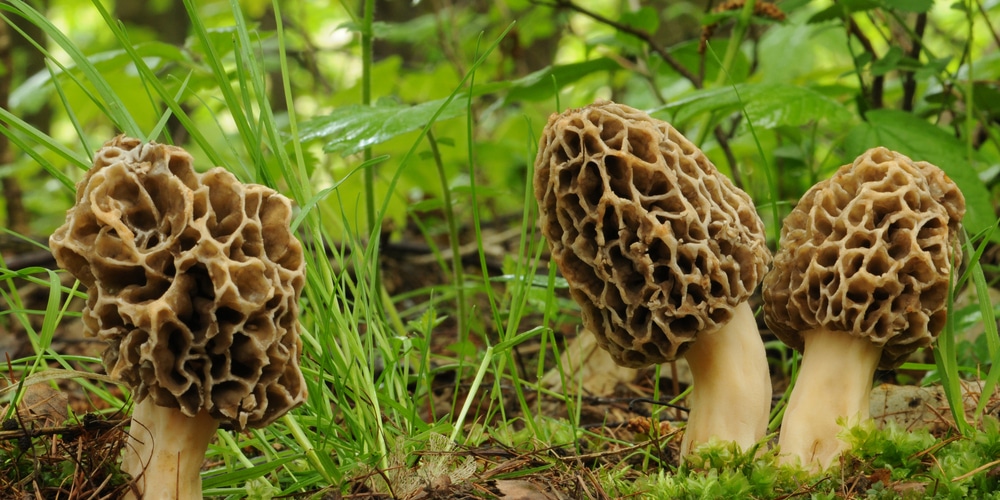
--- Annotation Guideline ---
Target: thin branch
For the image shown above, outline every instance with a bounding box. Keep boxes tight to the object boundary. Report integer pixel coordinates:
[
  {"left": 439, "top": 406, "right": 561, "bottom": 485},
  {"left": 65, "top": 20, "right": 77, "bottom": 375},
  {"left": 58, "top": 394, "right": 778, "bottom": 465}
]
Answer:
[
  {"left": 545, "top": 0, "right": 703, "bottom": 88},
  {"left": 847, "top": 17, "right": 883, "bottom": 110},
  {"left": 977, "top": 0, "right": 1000, "bottom": 48},
  {"left": 714, "top": 124, "right": 743, "bottom": 189},
  {"left": 902, "top": 13, "right": 927, "bottom": 112}
]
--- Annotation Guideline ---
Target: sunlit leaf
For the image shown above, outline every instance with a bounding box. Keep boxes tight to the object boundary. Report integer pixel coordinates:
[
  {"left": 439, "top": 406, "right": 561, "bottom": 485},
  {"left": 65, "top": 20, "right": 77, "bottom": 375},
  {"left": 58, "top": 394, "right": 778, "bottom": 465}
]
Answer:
[
  {"left": 9, "top": 42, "right": 190, "bottom": 112},
  {"left": 883, "top": 0, "right": 934, "bottom": 13},
  {"left": 658, "top": 83, "right": 851, "bottom": 129},
  {"left": 298, "top": 98, "right": 466, "bottom": 156},
  {"left": 499, "top": 58, "right": 621, "bottom": 102}
]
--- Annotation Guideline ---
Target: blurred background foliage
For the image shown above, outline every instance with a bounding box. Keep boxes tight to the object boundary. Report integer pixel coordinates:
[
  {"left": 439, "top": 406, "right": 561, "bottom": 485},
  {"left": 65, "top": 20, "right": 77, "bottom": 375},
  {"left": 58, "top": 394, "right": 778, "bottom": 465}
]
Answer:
[{"left": 2, "top": 0, "right": 998, "bottom": 252}]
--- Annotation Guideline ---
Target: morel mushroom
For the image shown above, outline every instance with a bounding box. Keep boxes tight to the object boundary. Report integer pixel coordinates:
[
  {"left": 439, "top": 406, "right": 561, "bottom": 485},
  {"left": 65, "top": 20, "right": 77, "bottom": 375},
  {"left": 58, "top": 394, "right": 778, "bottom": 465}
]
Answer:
[
  {"left": 534, "top": 100, "right": 772, "bottom": 456},
  {"left": 763, "top": 147, "right": 965, "bottom": 471},
  {"left": 49, "top": 136, "right": 307, "bottom": 499}
]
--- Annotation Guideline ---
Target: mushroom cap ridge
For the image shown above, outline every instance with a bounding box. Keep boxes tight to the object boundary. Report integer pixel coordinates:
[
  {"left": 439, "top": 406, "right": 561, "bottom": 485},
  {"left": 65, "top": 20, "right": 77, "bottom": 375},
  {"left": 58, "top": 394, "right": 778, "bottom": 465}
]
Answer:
[
  {"left": 534, "top": 100, "right": 771, "bottom": 368},
  {"left": 762, "top": 147, "right": 966, "bottom": 369},
  {"left": 49, "top": 135, "right": 307, "bottom": 430}
]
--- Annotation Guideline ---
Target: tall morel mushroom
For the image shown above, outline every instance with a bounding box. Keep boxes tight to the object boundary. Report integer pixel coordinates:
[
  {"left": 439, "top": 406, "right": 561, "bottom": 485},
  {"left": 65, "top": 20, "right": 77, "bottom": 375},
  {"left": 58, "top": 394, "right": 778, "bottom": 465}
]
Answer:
[
  {"left": 49, "top": 136, "right": 307, "bottom": 499},
  {"left": 763, "top": 147, "right": 965, "bottom": 471},
  {"left": 534, "top": 100, "right": 772, "bottom": 456}
]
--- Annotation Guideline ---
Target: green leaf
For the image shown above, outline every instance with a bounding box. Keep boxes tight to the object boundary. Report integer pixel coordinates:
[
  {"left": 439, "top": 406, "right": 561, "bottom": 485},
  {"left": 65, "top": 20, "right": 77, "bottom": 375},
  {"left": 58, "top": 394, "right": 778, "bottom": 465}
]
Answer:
[
  {"left": 503, "top": 57, "right": 621, "bottom": 102},
  {"left": 9, "top": 42, "right": 189, "bottom": 112},
  {"left": 740, "top": 85, "right": 852, "bottom": 129},
  {"left": 844, "top": 109, "right": 995, "bottom": 239},
  {"left": 659, "top": 83, "right": 851, "bottom": 129},
  {"left": 883, "top": 0, "right": 934, "bottom": 13},
  {"left": 298, "top": 98, "right": 467, "bottom": 156},
  {"left": 619, "top": 6, "right": 659, "bottom": 34},
  {"left": 871, "top": 46, "right": 904, "bottom": 76},
  {"left": 808, "top": 0, "right": 880, "bottom": 23}
]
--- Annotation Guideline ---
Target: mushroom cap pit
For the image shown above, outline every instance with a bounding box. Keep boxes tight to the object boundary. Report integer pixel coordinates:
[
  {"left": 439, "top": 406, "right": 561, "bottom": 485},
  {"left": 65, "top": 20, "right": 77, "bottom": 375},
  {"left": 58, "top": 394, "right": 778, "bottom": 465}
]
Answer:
[
  {"left": 762, "top": 147, "right": 966, "bottom": 369},
  {"left": 534, "top": 100, "right": 771, "bottom": 368},
  {"left": 49, "top": 135, "right": 307, "bottom": 430}
]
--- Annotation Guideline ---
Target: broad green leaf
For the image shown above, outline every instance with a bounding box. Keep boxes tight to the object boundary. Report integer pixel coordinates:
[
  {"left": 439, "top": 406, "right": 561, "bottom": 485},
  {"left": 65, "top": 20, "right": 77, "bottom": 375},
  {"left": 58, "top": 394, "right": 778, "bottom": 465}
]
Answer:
[
  {"left": 504, "top": 57, "right": 621, "bottom": 101},
  {"left": 808, "top": 0, "right": 880, "bottom": 23},
  {"left": 298, "top": 98, "right": 466, "bottom": 156},
  {"left": 658, "top": 83, "right": 851, "bottom": 129},
  {"left": 741, "top": 85, "right": 852, "bottom": 129},
  {"left": 883, "top": 0, "right": 934, "bottom": 13},
  {"left": 619, "top": 6, "right": 659, "bottom": 34},
  {"left": 9, "top": 42, "right": 190, "bottom": 112},
  {"left": 844, "top": 109, "right": 995, "bottom": 238},
  {"left": 972, "top": 82, "right": 1000, "bottom": 114}
]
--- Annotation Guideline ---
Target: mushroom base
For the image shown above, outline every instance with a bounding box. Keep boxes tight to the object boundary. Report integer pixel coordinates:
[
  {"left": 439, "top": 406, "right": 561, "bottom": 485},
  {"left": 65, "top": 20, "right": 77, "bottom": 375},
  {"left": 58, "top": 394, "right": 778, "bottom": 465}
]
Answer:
[
  {"left": 122, "top": 398, "right": 220, "bottom": 499},
  {"left": 681, "top": 301, "right": 772, "bottom": 457},
  {"left": 777, "top": 328, "right": 882, "bottom": 471}
]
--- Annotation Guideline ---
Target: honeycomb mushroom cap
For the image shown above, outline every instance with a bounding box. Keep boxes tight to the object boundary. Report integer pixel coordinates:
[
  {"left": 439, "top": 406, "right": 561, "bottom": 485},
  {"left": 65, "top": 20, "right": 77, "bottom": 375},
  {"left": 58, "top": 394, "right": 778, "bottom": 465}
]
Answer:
[
  {"left": 49, "top": 135, "right": 306, "bottom": 430},
  {"left": 534, "top": 100, "right": 771, "bottom": 368},
  {"left": 763, "top": 147, "right": 966, "bottom": 369}
]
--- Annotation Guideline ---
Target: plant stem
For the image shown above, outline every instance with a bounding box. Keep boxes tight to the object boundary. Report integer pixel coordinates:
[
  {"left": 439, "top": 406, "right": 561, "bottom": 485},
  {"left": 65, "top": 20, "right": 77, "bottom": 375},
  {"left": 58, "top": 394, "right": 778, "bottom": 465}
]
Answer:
[{"left": 361, "top": 0, "right": 376, "bottom": 235}]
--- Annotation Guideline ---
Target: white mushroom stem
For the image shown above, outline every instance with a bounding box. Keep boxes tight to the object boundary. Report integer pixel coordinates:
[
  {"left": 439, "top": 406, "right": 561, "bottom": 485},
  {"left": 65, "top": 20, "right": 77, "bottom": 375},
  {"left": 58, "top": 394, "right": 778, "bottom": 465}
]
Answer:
[
  {"left": 777, "top": 328, "right": 882, "bottom": 471},
  {"left": 122, "top": 398, "right": 219, "bottom": 500},
  {"left": 681, "top": 301, "right": 772, "bottom": 457}
]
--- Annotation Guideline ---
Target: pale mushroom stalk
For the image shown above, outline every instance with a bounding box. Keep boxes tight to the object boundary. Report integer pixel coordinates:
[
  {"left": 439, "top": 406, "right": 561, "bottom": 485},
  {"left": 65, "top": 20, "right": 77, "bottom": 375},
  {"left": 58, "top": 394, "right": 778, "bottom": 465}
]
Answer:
[
  {"left": 681, "top": 301, "right": 772, "bottom": 456},
  {"left": 776, "top": 329, "right": 881, "bottom": 469},
  {"left": 123, "top": 401, "right": 219, "bottom": 500}
]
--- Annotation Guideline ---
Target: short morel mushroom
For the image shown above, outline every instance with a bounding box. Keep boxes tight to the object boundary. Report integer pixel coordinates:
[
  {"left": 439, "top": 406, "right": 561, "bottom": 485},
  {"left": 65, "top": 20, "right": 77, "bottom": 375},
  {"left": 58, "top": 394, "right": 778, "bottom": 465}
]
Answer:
[
  {"left": 49, "top": 136, "right": 307, "bottom": 499},
  {"left": 763, "top": 147, "right": 965, "bottom": 471},
  {"left": 534, "top": 100, "right": 772, "bottom": 456}
]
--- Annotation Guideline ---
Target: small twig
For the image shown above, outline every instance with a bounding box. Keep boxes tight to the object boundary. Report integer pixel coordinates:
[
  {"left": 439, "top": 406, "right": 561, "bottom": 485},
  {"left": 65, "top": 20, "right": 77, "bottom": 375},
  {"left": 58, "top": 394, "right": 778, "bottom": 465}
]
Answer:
[
  {"left": 543, "top": 0, "right": 703, "bottom": 89},
  {"left": 628, "top": 397, "right": 689, "bottom": 413}
]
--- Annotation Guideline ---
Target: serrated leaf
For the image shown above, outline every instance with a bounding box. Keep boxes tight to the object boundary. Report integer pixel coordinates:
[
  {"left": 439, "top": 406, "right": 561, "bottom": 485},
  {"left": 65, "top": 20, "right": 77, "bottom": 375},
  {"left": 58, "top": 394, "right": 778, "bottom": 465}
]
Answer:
[
  {"left": 844, "top": 109, "right": 995, "bottom": 239},
  {"left": 298, "top": 98, "right": 466, "bottom": 156},
  {"left": 501, "top": 57, "right": 621, "bottom": 102},
  {"left": 741, "top": 85, "right": 852, "bottom": 129},
  {"left": 660, "top": 83, "right": 851, "bottom": 129}
]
